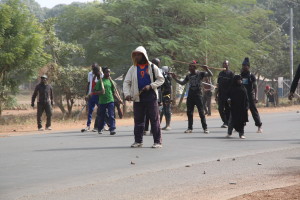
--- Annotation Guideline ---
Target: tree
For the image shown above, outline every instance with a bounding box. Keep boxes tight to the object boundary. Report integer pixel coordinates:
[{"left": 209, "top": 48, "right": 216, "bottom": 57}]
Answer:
[
  {"left": 0, "top": 0, "right": 47, "bottom": 116},
  {"left": 43, "top": 18, "right": 86, "bottom": 117}
]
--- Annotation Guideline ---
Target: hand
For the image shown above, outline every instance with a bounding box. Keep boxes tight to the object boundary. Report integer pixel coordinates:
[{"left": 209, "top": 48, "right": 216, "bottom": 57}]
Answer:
[
  {"left": 85, "top": 95, "right": 90, "bottom": 101},
  {"left": 99, "top": 90, "right": 105, "bottom": 95},
  {"left": 125, "top": 95, "right": 132, "bottom": 101},
  {"left": 31, "top": 103, "right": 34, "bottom": 108},
  {"left": 119, "top": 100, "right": 124, "bottom": 105},
  {"left": 169, "top": 72, "right": 176, "bottom": 79},
  {"left": 288, "top": 92, "right": 294, "bottom": 100},
  {"left": 142, "top": 85, "right": 151, "bottom": 91},
  {"left": 227, "top": 99, "right": 231, "bottom": 105},
  {"left": 254, "top": 98, "right": 258, "bottom": 103}
]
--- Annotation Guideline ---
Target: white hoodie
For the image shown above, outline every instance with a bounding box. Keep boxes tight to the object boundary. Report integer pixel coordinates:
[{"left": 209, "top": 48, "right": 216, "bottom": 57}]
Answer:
[{"left": 123, "top": 46, "right": 164, "bottom": 102}]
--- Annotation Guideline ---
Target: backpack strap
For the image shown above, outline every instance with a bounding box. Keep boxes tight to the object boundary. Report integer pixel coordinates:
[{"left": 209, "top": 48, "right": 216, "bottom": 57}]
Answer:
[{"left": 151, "top": 64, "right": 156, "bottom": 82}]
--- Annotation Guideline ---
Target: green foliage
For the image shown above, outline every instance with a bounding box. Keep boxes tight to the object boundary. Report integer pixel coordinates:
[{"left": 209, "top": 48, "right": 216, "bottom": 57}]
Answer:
[{"left": 0, "top": 0, "right": 47, "bottom": 116}]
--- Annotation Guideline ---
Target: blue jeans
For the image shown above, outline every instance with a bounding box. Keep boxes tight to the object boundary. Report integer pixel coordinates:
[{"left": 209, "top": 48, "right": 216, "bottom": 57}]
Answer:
[
  {"left": 87, "top": 95, "right": 99, "bottom": 128},
  {"left": 97, "top": 102, "right": 115, "bottom": 131}
]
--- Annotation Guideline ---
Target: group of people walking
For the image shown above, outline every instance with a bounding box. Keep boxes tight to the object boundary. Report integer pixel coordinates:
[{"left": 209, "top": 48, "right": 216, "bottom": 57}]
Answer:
[{"left": 31, "top": 45, "right": 300, "bottom": 148}]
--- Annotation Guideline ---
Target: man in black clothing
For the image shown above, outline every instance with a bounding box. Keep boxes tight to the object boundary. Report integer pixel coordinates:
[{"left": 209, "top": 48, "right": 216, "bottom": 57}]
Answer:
[
  {"left": 240, "top": 57, "right": 263, "bottom": 133},
  {"left": 160, "top": 66, "right": 172, "bottom": 130},
  {"left": 216, "top": 60, "right": 234, "bottom": 128},
  {"left": 31, "top": 75, "right": 53, "bottom": 131},
  {"left": 171, "top": 61, "right": 213, "bottom": 134},
  {"left": 288, "top": 64, "right": 300, "bottom": 100}
]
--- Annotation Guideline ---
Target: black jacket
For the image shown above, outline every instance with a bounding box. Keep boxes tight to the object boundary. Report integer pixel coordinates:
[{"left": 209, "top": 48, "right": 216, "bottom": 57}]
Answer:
[
  {"left": 31, "top": 83, "right": 53, "bottom": 104},
  {"left": 290, "top": 64, "right": 300, "bottom": 94}
]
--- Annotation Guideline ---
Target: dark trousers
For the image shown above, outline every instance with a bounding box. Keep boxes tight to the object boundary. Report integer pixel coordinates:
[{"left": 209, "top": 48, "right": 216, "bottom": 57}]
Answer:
[
  {"left": 87, "top": 94, "right": 99, "bottom": 128},
  {"left": 134, "top": 100, "right": 162, "bottom": 144},
  {"left": 218, "top": 99, "right": 230, "bottom": 125},
  {"left": 37, "top": 102, "right": 52, "bottom": 129},
  {"left": 97, "top": 102, "right": 115, "bottom": 131},
  {"left": 186, "top": 94, "right": 207, "bottom": 130},
  {"left": 227, "top": 114, "right": 244, "bottom": 136},
  {"left": 160, "top": 101, "right": 171, "bottom": 125},
  {"left": 249, "top": 98, "right": 262, "bottom": 127},
  {"left": 203, "top": 91, "right": 212, "bottom": 115}
]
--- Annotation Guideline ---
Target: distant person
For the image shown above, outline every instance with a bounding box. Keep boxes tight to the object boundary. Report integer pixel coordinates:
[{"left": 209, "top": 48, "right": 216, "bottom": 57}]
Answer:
[
  {"left": 264, "top": 85, "right": 276, "bottom": 107},
  {"left": 31, "top": 75, "right": 53, "bottom": 131},
  {"left": 171, "top": 61, "right": 213, "bottom": 134},
  {"left": 160, "top": 65, "right": 173, "bottom": 130},
  {"left": 240, "top": 57, "right": 262, "bottom": 133},
  {"left": 227, "top": 75, "right": 249, "bottom": 139},
  {"left": 216, "top": 60, "right": 234, "bottom": 128},
  {"left": 93, "top": 67, "right": 123, "bottom": 135},
  {"left": 83, "top": 63, "right": 100, "bottom": 132},
  {"left": 202, "top": 77, "right": 213, "bottom": 116},
  {"left": 123, "top": 46, "right": 164, "bottom": 148},
  {"left": 288, "top": 64, "right": 300, "bottom": 100}
]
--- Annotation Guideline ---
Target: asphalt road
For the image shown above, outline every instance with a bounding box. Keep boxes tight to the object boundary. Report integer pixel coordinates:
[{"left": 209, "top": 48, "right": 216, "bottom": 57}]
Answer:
[{"left": 1, "top": 111, "right": 300, "bottom": 200}]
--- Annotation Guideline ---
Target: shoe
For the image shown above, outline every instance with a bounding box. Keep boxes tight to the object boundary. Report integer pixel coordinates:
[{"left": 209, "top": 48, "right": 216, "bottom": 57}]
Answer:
[
  {"left": 240, "top": 135, "right": 246, "bottom": 139},
  {"left": 38, "top": 128, "right": 44, "bottom": 131},
  {"left": 45, "top": 127, "right": 52, "bottom": 130},
  {"left": 152, "top": 143, "right": 162, "bottom": 148},
  {"left": 221, "top": 124, "right": 228, "bottom": 128},
  {"left": 257, "top": 127, "right": 263, "bottom": 133},
  {"left": 204, "top": 129, "right": 209, "bottom": 134},
  {"left": 104, "top": 126, "right": 109, "bottom": 131},
  {"left": 184, "top": 129, "right": 193, "bottom": 133},
  {"left": 98, "top": 130, "right": 103, "bottom": 134},
  {"left": 110, "top": 131, "right": 116, "bottom": 135},
  {"left": 92, "top": 128, "right": 97, "bottom": 132},
  {"left": 84, "top": 126, "right": 90, "bottom": 131},
  {"left": 131, "top": 142, "right": 143, "bottom": 148},
  {"left": 226, "top": 134, "right": 232, "bottom": 138},
  {"left": 162, "top": 126, "right": 171, "bottom": 130}
]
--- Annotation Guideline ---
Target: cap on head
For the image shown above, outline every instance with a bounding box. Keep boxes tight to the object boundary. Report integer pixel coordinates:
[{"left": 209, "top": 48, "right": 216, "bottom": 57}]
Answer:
[
  {"left": 266, "top": 85, "right": 270, "bottom": 90},
  {"left": 242, "top": 57, "right": 250, "bottom": 66},
  {"left": 41, "top": 74, "right": 48, "bottom": 79},
  {"left": 161, "top": 66, "right": 169, "bottom": 73}
]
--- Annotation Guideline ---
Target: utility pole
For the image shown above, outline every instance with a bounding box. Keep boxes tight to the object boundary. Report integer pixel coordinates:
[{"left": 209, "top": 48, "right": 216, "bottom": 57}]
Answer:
[{"left": 290, "top": 7, "right": 294, "bottom": 82}]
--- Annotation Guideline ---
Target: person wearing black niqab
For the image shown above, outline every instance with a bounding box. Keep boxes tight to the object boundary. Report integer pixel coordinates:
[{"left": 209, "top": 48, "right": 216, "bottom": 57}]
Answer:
[{"left": 227, "top": 75, "right": 249, "bottom": 139}]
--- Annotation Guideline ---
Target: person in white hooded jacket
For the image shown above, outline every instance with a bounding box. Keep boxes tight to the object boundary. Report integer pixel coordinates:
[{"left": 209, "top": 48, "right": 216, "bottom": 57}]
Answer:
[{"left": 123, "top": 46, "right": 164, "bottom": 148}]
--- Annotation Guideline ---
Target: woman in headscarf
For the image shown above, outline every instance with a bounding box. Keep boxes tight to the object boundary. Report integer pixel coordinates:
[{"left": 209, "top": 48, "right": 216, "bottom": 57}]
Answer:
[{"left": 227, "top": 75, "right": 249, "bottom": 139}]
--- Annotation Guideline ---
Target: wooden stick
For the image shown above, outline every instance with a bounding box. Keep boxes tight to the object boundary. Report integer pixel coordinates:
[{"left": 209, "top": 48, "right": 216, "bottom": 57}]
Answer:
[
  {"left": 172, "top": 60, "right": 226, "bottom": 71},
  {"left": 109, "top": 77, "right": 123, "bottom": 103},
  {"left": 99, "top": 66, "right": 105, "bottom": 94}
]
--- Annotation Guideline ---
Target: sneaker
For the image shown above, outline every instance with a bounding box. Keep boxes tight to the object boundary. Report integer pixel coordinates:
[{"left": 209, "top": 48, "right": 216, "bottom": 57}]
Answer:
[
  {"left": 98, "top": 130, "right": 103, "bottom": 134},
  {"left": 204, "top": 129, "right": 209, "bottom": 134},
  {"left": 184, "top": 129, "right": 193, "bottom": 133},
  {"left": 84, "top": 126, "right": 90, "bottom": 131},
  {"left": 257, "top": 127, "right": 263, "bottom": 133},
  {"left": 152, "top": 143, "right": 162, "bottom": 148},
  {"left": 162, "top": 126, "right": 171, "bottom": 130},
  {"left": 45, "top": 127, "right": 52, "bottom": 130},
  {"left": 38, "top": 128, "right": 44, "bottom": 131},
  {"left": 104, "top": 126, "right": 109, "bottom": 131},
  {"left": 226, "top": 134, "right": 232, "bottom": 138},
  {"left": 131, "top": 142, "right": 143, "bottom": 148},
  {"left": 92, "top": 128, "right": 97, "bottom": 132},
  {"left": 240, "top": 135, "right": 246, "bottom": 139},
  {"left": 110, "top": 131, "right": 116, "bottom": 135},
  {"left": 221, "top": 124, "right": 228, "bottom": 128}
]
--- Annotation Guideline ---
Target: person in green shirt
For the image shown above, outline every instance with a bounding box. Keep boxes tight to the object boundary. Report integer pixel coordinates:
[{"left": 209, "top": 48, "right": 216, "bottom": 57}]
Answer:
[{"left": 93, "top": 67, "right": 123, "bottom": 135}]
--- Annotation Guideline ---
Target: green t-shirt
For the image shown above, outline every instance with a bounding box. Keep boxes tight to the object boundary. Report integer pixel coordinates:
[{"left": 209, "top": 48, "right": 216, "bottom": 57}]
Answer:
[{"left": 95, "top": 78, "right": 114, "bottom": 104}]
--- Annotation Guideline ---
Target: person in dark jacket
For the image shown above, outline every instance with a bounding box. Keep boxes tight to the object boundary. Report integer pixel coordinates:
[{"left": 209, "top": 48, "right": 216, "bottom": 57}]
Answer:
[
  {"left": 171, "top": 61, "right": 213, "bottom": 134},
  {"left": 160, "top": 66, "right": 172, "bottom": 130},
  {"left": 288, "top": 64, "right": 300, "bottom": 100},
  {"left": 216, "top": 60, "right": 234, "bottom": 128},
  {"left": 240, "top": 57, "right": 263, "bottom": 133},
  {"left": 227, "top": 75, "right": 249, "bottom": 139},
  {"left": 31, "top": 75, "right": 53, "bottom": 131}
]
